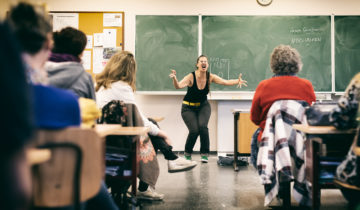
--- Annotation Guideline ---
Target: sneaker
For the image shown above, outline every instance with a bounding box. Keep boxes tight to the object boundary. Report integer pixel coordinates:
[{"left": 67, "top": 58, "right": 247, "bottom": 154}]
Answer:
[
  {"left": 201, "top": 155, "right": 208, "bottom": 163},
  {"left": 137, "top": 187, "right": 164, "bottom": 201},
  {"left": 168, "top": 157, "right": 197, "bottom": 173},
  {"left": 184, "top": 154, "right": 192, "bottom": 160}
]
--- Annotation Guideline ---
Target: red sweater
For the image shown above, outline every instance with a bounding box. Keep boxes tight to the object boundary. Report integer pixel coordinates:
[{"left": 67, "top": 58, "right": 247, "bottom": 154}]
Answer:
[{"left": 250, "top": 75, "right": 316, "bottom": 140}]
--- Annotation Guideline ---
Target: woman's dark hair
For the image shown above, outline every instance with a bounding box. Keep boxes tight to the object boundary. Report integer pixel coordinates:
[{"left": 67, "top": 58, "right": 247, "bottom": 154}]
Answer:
[
  {"left": 52, "top": 27, "right": 87, "bottom": 57},
  {"left": 6, "top": 2, "right": 52, "bottom": 55}
]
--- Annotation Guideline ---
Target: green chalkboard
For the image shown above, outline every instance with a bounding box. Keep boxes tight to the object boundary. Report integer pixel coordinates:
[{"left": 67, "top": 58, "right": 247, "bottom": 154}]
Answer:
[
  {"left": 135, "top": 16, "right": 198, "bottom": 91},
  {"left": 335, "top": 16, "right": 360, "bottom": 92},
  {"left": 202, "top": 16, "right": 331, "bottom": 91}
]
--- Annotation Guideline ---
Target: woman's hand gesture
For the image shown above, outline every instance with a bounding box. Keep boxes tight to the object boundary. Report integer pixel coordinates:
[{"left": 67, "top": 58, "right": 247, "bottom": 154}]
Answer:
[
  {"left": 237, "top": 73, "right": 248, "bottom": 88},
  {"left": 169, "top": 69, "right": 177, "bottom": 80}
]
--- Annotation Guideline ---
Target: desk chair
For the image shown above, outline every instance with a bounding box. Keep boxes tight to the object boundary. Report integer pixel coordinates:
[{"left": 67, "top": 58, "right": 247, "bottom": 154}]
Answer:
[
  {"left": 333, "top": 127, "right": 360, "bottom": 208},
  {"left": 100, "top": 102, "right": 159, "bottom": 209},
  {"left": 257, "top": 100, "right": 310, "bottom": 208},
  {"left": 30, "top": 127, "right": 103, "bottom": 209}
]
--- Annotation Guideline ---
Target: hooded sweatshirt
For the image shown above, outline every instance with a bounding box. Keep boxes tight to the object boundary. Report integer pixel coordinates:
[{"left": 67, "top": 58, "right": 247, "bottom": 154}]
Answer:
[{"left": 45, "top": 61, "right": 95, "bottom": 99}]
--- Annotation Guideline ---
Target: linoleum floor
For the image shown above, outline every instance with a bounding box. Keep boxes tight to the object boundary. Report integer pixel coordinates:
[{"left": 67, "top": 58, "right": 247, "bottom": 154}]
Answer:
[{"left": 136, "top": 154, "right": 350, "bottom": 210}]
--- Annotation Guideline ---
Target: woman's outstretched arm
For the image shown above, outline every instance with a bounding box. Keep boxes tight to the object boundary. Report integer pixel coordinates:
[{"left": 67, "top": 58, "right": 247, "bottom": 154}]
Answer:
[
  {"left": 211, "top": 73, "right": 248, "bottom": 88},
  {"left": 169, "top": 69, "right": 192, "bottom": 89}
]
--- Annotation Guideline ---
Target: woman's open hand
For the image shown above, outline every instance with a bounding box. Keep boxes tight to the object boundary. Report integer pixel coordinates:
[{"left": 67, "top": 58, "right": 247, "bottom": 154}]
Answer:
[
  {"left": 169, "top": 69, "right": 177, "bottom": 80},
  {"left": 237, "top": 73, "right": 248, "bottom": 88}
]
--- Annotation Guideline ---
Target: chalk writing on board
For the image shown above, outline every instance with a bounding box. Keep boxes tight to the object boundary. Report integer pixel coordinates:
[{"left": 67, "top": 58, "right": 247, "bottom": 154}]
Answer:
[
  {"left": 291, "top": 37, "right": 322, "bottom": 44},
  {"left": 209, "top": 57, "right": 230, "bottom": 79},
  {"left": 290, "top": 27, "right": 323, "bottom": 34},
  {"left": 290, "top": 26, "right": 323, "bottom": 45}
]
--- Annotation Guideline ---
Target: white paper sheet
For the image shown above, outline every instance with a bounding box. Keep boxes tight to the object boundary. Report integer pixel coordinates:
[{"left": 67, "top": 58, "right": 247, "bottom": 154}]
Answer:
[
  {"left": 50, "top": 13, "right": 79, "bottom": 32},
  {"left": 103, "top": 29, "right": 117, "bottom": 48},
  {"left": 103, "top": 13, "right": 122, "bottom": 27},
  {"left": 93, "top": 33, "right": 103, "bottom": 47},
  {"left": 93, "top": 47, "right": 104, "bottom": 73},
  {"left": 85, "top": 35, "right": 93, "bottom": 49},
  {"left": 82, "top": 50, "right": 92, "bottom": 70}
]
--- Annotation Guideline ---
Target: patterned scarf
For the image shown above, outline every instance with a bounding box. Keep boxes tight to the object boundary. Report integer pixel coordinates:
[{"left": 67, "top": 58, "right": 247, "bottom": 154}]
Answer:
[{"left": 49, "top": 52, "right": 80, "bottom": 63}]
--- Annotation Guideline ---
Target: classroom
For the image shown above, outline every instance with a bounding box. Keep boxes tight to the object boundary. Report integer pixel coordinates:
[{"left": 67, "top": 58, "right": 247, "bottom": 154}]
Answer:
[{"left": 1, "top": 0, "right": 360, "bottom": 209}]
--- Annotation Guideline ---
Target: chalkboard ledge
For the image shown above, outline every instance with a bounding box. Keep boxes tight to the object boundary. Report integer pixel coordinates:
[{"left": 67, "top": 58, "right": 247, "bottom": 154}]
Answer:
[{"left": 136, "top": 91, "right": 334, "bottom": 101}]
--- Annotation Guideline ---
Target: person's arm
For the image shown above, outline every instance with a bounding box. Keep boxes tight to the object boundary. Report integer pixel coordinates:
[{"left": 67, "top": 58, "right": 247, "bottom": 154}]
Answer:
[
  {"left": 211, "top": 73, "right": 247, "bottom": 87},
  {"left": 169, "top": 70, "right": 193, "bottom": 89}
]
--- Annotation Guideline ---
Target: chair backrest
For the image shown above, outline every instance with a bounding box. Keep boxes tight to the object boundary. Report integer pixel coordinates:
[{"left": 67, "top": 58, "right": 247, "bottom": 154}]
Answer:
[
  {"left": 257, "top": 100, "right": 310, "bottom": 206},
  {"left": 30, "top": 127, "right": 103, "bottom": 207}
]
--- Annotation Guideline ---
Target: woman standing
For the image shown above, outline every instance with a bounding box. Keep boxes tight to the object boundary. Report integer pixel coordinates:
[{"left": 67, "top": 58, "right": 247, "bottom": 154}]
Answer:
[{"left": 169, "top": 55, "right": 247, "bottom": 162}]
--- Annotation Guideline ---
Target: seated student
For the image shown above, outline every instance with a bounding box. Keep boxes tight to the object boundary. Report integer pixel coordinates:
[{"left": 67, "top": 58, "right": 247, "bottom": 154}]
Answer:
[
  {"left": 330, "top": 73, "right": 360, "bottom": 207},
  {"left": 250, "top": 45, "right": 316, "bottom": 206},
  {"left": 95, "top": 51, "right": 197, "bottom": 200},
  {"left": 250, "top": 44, "right": 316, "bottom": 142},
  {"left": 6, "top": 2, "right": 117, "bottom": 210},
  {"left": 0, "top": 21, "right": 34, "bottom": 210},
  {"left": 250, "top": 44, "right": 316, "bottom": 164},
  {"left": 45, "top": 27, "right": 95, "bottom": 99}
]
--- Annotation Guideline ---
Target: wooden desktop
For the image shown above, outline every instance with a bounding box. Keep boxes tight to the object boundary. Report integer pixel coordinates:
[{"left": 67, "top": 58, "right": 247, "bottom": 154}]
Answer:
[{"left": 293, "top": 124, "right": 356, "bottom": 209}]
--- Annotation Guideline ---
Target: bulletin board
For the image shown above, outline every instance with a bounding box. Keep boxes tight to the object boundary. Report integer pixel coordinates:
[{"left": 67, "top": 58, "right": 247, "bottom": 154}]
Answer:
[{"left": 50, "top": 11, "right": 124, "bottom": 79}]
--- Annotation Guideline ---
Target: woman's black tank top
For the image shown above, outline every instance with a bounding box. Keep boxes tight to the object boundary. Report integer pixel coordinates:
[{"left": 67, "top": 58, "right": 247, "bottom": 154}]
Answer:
[{"left": 183, "top": 71, "right": 209, "bottom": 103}]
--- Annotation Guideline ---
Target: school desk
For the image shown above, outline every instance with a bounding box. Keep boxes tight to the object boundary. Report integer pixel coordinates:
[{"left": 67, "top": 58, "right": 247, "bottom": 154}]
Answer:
[
  {"left": 293, "top": 124, "right": 356, "bottom": 209},
  {"left": 232, "top": 109, "right": 258, "bottom": 171}
]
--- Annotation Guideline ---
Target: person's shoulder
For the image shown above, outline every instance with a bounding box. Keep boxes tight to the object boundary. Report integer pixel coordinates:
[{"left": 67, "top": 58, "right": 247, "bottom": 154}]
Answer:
[
  {"left": 32, "top": 84, "right": 81, "bottom": 128},
  {"left": 112, "top": 81, "right": 132, "bottom": 89},
  {"left": 257, "top": 77, "right": 272, "bottom": 87},
  {"left": 296, "top": 76, "right": 313, "bottom": 86},
  {"left": 33, "top": 84, "right": 79, "bottom": 106}
]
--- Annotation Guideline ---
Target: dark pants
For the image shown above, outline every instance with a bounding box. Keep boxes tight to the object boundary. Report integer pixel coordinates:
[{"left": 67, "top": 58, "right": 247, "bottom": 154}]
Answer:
[
  {"left": 147, "top": 118, "right": 178, "bottom": 161},
  {"left": 181, "top": 101, "right": 211, "bottom": 155},
  {"left": 149, "top": 134, "right": 178, "bottom": 161}
]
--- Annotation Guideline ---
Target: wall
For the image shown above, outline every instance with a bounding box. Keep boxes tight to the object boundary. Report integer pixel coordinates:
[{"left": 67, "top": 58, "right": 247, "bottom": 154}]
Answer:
[{"left": 2, "top": 0, "right": 360, "bottom": 152}]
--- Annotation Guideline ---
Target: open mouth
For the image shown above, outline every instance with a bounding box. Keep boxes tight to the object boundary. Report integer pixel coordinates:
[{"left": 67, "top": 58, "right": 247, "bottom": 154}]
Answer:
[{"left": 202, "top": 64, "right": 206, "bottom": 69}]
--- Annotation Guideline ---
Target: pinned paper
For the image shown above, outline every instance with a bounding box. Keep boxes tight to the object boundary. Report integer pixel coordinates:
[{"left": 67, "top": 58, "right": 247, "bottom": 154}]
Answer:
[
  {"left": 50, "top": 13, "right": 79, "bottom": 32},
  {"left": 82, "top": 50, "right": 91, "bottom": 70},
  {"left": 103, "top": 13, "right": 122, "bottom": 27},
  {"left": 103, "top": 29, "right": 117, "bottom": 48},
  {"left": 85, "top": 35, "right": 93, "bottom": 49},
  {"left": 93, "top": 47, "right": 104, "bottom": 73},
  {"left": 103, "top": 47, "right": 120, "bottom": 59},
  {"left": 93, "top": 33, "right": 103, "bottom": 47}
]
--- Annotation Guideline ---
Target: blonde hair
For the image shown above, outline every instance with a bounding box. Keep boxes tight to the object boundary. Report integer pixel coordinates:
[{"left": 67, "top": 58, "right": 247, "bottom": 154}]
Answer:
[
  {"left": 95, "top": 51, "right": 136, "bottom": 92},
  {"left": 270, "top": 44, "right": 302, "bottom": 75}
]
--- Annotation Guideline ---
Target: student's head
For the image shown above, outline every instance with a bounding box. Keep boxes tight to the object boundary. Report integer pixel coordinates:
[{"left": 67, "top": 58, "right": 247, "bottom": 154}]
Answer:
[
  {"left": 6, "top": 2, "right": 52, "bottom": 56},
  {"left": 95, "top": 51, "right": 136, "bottom": 92},
  {"left": 52, "top": 27, "right": 87, "bottom": 58},
  {"left": 270, "top": 44, "right": 302, "bottom": 75},
  {"left": 196, "top": 55, "right": 209, "bottom": 71}
]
